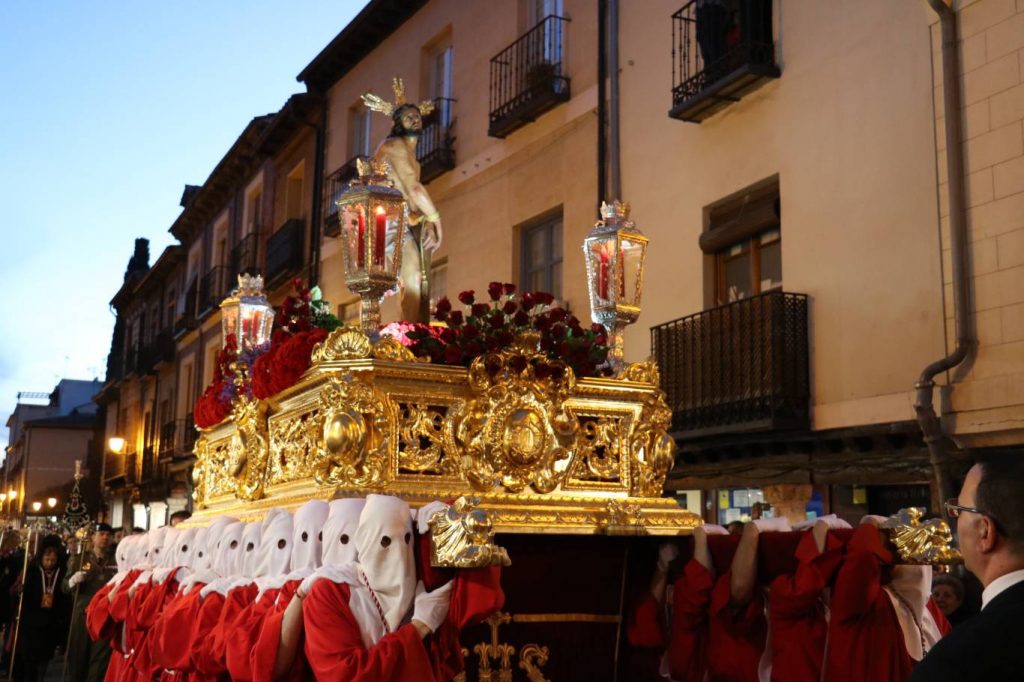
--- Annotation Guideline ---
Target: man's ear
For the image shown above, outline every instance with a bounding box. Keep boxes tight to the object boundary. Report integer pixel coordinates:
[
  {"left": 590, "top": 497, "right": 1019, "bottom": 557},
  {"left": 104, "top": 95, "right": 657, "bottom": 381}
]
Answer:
[{"left": 980, "top": 515, "right": 999, "bottom": 553}]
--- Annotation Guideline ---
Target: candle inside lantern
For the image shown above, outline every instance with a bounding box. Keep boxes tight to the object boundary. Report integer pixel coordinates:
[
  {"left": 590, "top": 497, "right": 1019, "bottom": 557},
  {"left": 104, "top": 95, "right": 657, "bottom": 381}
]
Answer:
[
  {"left": 356, "top": 211, "right": 366, "bottom": 268},
  {"left": 74, "top": 460, "right": 81, "bottom": 478},
  {"left": 374, "top": 206, "right": 387, "bottom": 266}
]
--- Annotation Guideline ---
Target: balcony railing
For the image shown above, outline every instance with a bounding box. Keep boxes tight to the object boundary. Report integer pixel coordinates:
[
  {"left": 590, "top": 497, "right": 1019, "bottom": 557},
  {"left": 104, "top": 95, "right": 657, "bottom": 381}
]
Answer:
[
  {"left": 418, "top": 98, "right": 456, "bottom": 183},
  {"left": 323, "top": 157, "right": 365, "bottom": 238},
  {"left": 159, "top": 418, "right": 198, "bottom": 459},
  {"left": 488, "top": 16, "right": 571, "bottom": 138},
  {"left": 230, "top": 231, "right": 260, "bottom": 278},
  {"left": 174, "top": 279, "right": 198, "bottom": 337},
  {"left": 137, "top": 330, "right": 174, "bottom": 374},
  {"left": 669, "top": 0, "right": 780, "bottom": 123},
  {"left": 651, "top": 291, "right": 809, "bottom": 438},
  {"left": 266, "top": 218, "right": 305, "bottom": 287},
  {"left": 198, "top": 266, "right": 230, "bottom": 316}
]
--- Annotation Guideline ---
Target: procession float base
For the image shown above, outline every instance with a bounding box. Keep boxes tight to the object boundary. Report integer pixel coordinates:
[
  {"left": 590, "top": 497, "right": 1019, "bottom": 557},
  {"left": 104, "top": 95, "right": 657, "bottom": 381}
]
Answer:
[{"left": 188, "top": 328, "right": 699, "bottom": 680}]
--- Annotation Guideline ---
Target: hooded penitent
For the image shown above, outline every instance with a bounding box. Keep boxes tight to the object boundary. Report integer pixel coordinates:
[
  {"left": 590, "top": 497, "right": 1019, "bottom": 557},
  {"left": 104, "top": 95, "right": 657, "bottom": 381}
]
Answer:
[
  {"left": 172, "top": 528, "right": 198, "bottom": 570},
  {"left": 321, "top": 498, "right": 366, "bottom": 567},
  {"left": 352, "top": 494, "right": 417, "bottom": 641},
  {"left": 215, "top": 522, "right": 247, "bottom": 579},
  {"left": 252, "top": 508, "right": 293, "bottom": 591},
  {"left": 191, "top": 527, "right": 212, "bottom": 572},
  {"left": 146, "top": 525, "right": 170, "bottom": 569},
  {"left": 240, "top": 521, "right": 263, "bottom": 577},
  {"left": 290, "top": 500, "right": 330, "bottom": 574}
]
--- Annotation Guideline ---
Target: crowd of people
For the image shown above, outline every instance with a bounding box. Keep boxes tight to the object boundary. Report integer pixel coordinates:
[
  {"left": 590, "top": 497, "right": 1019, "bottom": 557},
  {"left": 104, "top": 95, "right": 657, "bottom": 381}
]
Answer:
[{"left": 626, "top": 454, "right": 1024, "bottom": 681}]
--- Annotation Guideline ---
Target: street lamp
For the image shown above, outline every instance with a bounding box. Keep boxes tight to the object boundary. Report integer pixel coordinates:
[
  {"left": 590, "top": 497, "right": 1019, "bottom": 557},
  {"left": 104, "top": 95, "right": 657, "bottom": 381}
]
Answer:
[
  {"left": 31, "top": 501, "right": 41, "bottom": 513},
  {"left": 108, "top": 436, "right": 126, "bottom": 454},
  {"left": 8, "top": 490, "right": 16, "bottom": 501},
  {"left": 46, "top": 497, "right": 57, "bottom": 509}
]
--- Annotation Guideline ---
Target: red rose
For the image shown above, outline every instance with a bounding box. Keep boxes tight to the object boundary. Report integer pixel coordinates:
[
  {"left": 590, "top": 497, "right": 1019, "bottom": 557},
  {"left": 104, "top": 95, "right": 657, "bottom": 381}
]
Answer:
[
  {"left": 503, "top": 283, "right": 516, "bottom": 296},
  {"left": 458, "top": 290, "right": 475, "bottom": 305},
  {"left": 444, "top": 345, "right": 463, "bottom": 364},
  {"left": 435, "top": 296, "right": 452, "bottom": 315},
  {"left": 487, "top": 282, "right": 504, "bottom": 301},
  {"left": 471, "top": 303, "right": 490, "bottom": 318},
  {"left": 534, "top": 292, "right": 555, "bottom": 306},
  {"left": 548, "top": 307, "right": 567, "bottom": 322},
  {"left": 520, "top": 292, "right": 535, "bottom": 312},
  {"left": 487, "top": 310, "right": 505, "bottom": 328},
  {"left": 463, "top": 324, "right": 479, "bottom": 339},
  {"left": 449, "top": 310, "right": 464, "bottom": 326},
  {"left": 502, "top": 300, "right": 518, "bottom": 315},
  {"left": 513, "top": 310, "right": 530, "bottom": 327}
]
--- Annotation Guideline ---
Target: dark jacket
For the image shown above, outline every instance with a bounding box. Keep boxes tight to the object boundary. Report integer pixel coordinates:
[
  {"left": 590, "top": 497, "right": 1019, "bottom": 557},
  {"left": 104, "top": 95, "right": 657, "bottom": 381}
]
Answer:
[{"left": 909, "top": 578, "right": 1024, "bottom": 681}]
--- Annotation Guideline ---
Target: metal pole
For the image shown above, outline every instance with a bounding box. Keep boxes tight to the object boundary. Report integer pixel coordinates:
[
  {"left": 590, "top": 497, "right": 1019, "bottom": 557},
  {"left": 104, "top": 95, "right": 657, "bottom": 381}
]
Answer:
[
  {"left": 8, "top": 529, "right": 33, "bottom": 680},
  {"left": 60, "top": 540, "right": 87, "bottom": 682}
]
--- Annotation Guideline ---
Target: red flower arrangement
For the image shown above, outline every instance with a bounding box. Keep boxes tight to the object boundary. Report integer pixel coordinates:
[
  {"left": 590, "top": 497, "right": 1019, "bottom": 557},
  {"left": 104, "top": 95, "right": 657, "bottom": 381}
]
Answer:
[
  {"left": 193, "top": 280, "right": 341, "bottom": 427},
  {"left": 193, "top": 334, "right": 238, "bottom": 429},
  {"left": 404, "top": 282, "right": 611, "bottom": 378}
]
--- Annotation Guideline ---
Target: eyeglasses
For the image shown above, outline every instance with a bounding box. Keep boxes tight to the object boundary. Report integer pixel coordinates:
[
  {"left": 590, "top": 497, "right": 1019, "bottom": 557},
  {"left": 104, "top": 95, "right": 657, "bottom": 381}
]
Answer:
[{"left": 944, "top": 498, "right": 1003, "bottom": 532}]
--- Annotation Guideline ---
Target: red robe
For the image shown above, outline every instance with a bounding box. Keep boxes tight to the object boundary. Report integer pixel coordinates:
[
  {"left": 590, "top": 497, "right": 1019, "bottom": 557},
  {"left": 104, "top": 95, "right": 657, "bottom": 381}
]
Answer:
[
  {"left": 149, "top": 583, "right": 222, "bottom": 682},
  {"left": 226, "top": 582, "right": 291, "bottom": 682},
  {"left": 823, "top": 525, "right": 951, "bottom": 682},
  {"left": 303, "top": 580, "right": 434, "bottom": 681},
  {"left": 192, "top": 582, "right": 258, "bottom": 679},
  {"left": 248, "top": 582, "right": 305, "bottom": 682},
  {"left": 104, "top": 571, "right": 146, "bottom": 682},
  {"left": 189, "top": 591, "right": 228, "bottom": 679},
  {"left": 767, "top": 530, "right": 846, "bottom": 682},
  {"left": 86, "top": 580, "right": 133, "bottom": 682},
  {"left": 705, "top": 570, "right": 767, "bottom": 682}
]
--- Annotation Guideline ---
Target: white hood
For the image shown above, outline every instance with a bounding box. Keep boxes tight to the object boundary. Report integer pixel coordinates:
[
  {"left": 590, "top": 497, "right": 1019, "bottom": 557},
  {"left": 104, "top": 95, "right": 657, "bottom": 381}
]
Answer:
[
  {"left": 253, "top": 509, "right": 293, "bottom": 579},
  {"left": 290, "top": 500, "right": 329, "bottom": 574},
  {"left": 322, "top": 498, "right": 366, "bottom": 566},
  {"left": 191, "top": 527, "right": 212, "bottom": 572},
  {"left": 354, "top": 494, "right": 416, "bottom": 635},
  {"left": 240, "top": 521, "right": 263, "bottom": 577},
  {"left": 214, "top": 522, "right": 246, "bottom": 578},
  {"left": 145, "top": 526, "right": 169, "bottom": 569}
]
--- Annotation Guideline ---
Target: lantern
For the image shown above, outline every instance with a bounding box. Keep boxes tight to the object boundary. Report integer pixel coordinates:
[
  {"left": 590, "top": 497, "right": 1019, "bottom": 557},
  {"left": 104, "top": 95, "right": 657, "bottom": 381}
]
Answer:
[
  {"left": 220, "top": 274, "right": 275, "bottom": 350},
  {"left": 337, "top": 159, "right": 406, "bottom": 333},
  {"left": 583, "top": 201, "right": 648, "bottom": 370}
]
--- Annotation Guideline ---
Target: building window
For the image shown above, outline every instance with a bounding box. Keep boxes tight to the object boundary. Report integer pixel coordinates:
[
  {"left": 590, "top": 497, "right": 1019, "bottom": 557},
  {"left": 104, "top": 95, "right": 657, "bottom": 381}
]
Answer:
[
  {"left": 349, "top": 105, "right": 372, "bottom": 159},
  {"left": 285, "top": 162, "right": 305, "bottom": 222},
  {"left": 520, "top": 212, "right": 563, "bottom": 300},
  {"left": 700, "top": 180, "right": 781, "bottom": 306},
  {"left": 429, "top": 43, "right": 453, "bottom": 125}
]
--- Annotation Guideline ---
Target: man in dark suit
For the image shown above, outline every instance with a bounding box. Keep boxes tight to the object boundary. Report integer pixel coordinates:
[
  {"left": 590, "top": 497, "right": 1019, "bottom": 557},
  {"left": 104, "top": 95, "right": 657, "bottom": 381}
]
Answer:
[{"left": 909, "top": 453, "right": 1024, "bottom": 681}]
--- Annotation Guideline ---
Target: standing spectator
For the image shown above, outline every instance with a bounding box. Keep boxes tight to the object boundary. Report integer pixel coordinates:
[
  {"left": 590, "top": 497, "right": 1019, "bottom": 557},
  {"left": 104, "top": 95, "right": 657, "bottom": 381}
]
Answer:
[
  {"left": 11, "top": 535, "right": 69, "bottom": 682},
  {"left": 931, "top": 573, "right": 971, "bottom": 626},
  {"left": 63, "top": 523, "right": 116, "bottom": 682},
  {"left": 695, "top": 0, "right": 729, "bottom": 83},
  {"left": 910, "top": 454, "right": 1024, "bottom": 681},
  {"left": 169, "top": 510, "right": 192, "bottom": 527}
]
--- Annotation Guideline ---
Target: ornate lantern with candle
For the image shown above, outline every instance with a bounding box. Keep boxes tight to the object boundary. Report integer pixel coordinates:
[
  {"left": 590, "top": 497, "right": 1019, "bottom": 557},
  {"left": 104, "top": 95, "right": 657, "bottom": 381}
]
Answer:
[
  {"left": 337, "top": 158, "right": 406, "bottom": 332},
  {"left": 583, "top": 201, "right": 648, "bottom": 370},
  {"left": 220, "top": 274, "right": 275, "bottom": 350}
]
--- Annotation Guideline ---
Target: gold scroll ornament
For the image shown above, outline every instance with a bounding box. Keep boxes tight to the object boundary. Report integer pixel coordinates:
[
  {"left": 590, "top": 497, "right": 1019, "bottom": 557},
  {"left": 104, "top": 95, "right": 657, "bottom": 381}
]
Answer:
[
  {"left": 882, "top": 507, "right": 962, "bottom": 566},
  {"left": 427, "top": 497, "right": 511, "bottom": 569}
]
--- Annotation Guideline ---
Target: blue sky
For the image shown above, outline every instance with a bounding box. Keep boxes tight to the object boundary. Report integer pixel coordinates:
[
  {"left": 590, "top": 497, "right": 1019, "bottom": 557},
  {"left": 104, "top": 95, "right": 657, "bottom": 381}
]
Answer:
[{"left": 0, "top": 1, "right": 365, "bottom": 441}]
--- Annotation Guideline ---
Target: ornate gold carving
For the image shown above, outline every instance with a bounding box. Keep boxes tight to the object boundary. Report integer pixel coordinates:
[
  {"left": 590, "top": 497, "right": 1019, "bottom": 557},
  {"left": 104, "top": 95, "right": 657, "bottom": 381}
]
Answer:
[
  {"left": 314, "top": 377, "right": 392, "bottom": 487},
  {"left": 268, "top": 409, "right": 321, "bottom": 485},
  {"left": 474, "top": 612, "right": 515, "bottom": 682},
  {"left": 371, "top": 337, "right": 420, "bottom": 362},
  {"left": 192, "top": 436, "right": 209, "bottom": 508},
  {"left": 519, "top": 644, "right": 551, "bottom": 682},
  {"left": 230, "top": 399, "right": 269, "bottom": 500},
  {"left": 617, "top": 359, "right": 661, "bottom": 385},
  {"left": 397, "top": 403, "right": 455, "bottom": 474},
  {"left": 882, "top": 507, "right": 963, "bottom": 566},
  {"left": 429, "top": 497, "right": 511, "bottom": 568},
  {"left": 627, "top": 391, "right": 676, "bottom": 497},
  {"left": 453, "top": 347, "right": 578, "bottom": 493},
  {"left": 310, "top": 326, "right": 372, "bottom": 364},
  {"left": 570, "top": 417, "right": 623, "bottom": 483}
]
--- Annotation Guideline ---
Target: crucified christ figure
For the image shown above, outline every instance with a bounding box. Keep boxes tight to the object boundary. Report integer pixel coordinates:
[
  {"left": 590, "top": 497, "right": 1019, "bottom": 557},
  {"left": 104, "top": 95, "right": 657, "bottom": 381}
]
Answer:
[{"left": 362, "top": 78, "right": 442, "bottom": 323}]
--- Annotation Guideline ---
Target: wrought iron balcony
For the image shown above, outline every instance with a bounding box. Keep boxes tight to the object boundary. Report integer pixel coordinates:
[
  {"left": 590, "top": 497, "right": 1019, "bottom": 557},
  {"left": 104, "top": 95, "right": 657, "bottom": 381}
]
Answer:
[
  {"left": 488, "top": 16, "right": 571, "bottom": 138},
  {"left": 669, "top": 0, "right": 780, "bottom": 123},
  {"left": 159, "top": 420, "right": 177, "bottom": 457},
  {"left": 198, "top": 266, "right": 230, "bottom": 316},
  {"left": 159, "top": 418, "right": 198, "bottom": 460},
  {"left": 323, "top": 157, "right": 365, "bottom": 238},
  {"left": 266, "top": 218, "right": 305, "bottom": 287},
  {"left": 651, "top": 291, "right": 809, "bottom": 438},
  {"left": 103, "top": 452, "right": 125, "bottom": 482},
  {"left": 137, "top": 330, "right": 174, "bottom": 374},
  {"left": 183, "top": 412, "right": 198, "bottom": 452},
  {"left": 418, "top": 98, "right": 456, "bottom": 183},
  {"left": 230, "top": 231, "right": 260, "bottom": 277},
  {"left": 174, "top": 279, "right": 198, "bottom": 337}
]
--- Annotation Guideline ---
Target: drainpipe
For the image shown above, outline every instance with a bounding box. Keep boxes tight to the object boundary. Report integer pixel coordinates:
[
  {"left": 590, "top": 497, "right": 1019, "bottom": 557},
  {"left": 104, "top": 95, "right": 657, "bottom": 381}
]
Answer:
[
  {"left": 303, "top": 99, "right": 327, "bottom": 287},
  {"left": 608, "top": 0, "right": 621, "bottom": 200},
  {"left": 916, "top": 0, "right": 971, "bottom": 508}
]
